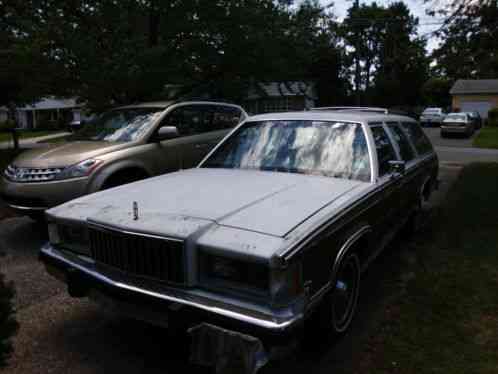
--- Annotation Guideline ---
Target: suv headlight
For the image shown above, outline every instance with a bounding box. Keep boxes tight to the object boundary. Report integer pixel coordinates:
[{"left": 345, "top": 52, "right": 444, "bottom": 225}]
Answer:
[{"left": 56, "top": 159, "right": 102, "bottom": 180}]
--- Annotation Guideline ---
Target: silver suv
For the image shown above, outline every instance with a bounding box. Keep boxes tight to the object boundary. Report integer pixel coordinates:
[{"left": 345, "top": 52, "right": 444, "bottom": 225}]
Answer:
[{"left": 1, "top": 101, "right": 246, "bottom": 218}]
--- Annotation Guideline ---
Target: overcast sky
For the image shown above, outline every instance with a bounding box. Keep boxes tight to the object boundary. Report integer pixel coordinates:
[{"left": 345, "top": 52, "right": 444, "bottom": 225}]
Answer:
[{"left": 319, "top": 0, "right": 443, "bottom": 51}]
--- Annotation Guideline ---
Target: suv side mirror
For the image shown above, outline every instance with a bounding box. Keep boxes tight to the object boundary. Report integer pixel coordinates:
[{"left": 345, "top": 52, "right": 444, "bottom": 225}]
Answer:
[
  {"left": 156, "top": 126, "right": 179, "bottom": 141},
  {"left": 388, "top": 160, "right": 406, "bottom": 176}
]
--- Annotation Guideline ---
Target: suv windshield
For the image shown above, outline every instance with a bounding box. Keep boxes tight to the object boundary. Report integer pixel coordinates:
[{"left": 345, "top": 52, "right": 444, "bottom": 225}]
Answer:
[
  {"left": 70, "top": 108, "right": 164, "bottom": 142},
  {"left": 202, "top": 120, "right": 371, "bottom": 182}
]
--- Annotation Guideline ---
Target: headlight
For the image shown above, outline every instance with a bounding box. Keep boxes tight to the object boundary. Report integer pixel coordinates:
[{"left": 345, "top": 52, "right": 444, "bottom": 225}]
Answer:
[
  {"left": 48, "top": 222, "right": 90, "bottom": 255},
  {"left": 201, "top": 253, "right": 269, "bottom": 293},
  {"left": 56, "top": 159, "right": 102, "bottom": 180},
  {"left": 48, "top": 223, "right": 61, "bottom": 245},
  {"left": 269, "top": 261, "right": 303, "bottom": 306}
]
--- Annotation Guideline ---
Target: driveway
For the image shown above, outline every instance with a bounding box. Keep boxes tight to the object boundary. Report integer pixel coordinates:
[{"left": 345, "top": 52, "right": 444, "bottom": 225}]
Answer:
[{"left": 423, "top": 127, "right": 498, "bottom": 165}]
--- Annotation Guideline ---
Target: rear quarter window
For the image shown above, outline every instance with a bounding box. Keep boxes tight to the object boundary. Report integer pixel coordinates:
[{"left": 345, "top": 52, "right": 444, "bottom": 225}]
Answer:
[{"left": 399, "top": 122, "right": 433, "bottom": 155}]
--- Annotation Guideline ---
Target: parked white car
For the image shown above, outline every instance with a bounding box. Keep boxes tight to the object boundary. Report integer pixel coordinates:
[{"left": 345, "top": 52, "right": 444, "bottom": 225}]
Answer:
[
  {"left": 441, "top": 112, "right": 475, "bottom": 138},
  {"left": 420, "top": 108, "right": 446, "bottom": 127}
]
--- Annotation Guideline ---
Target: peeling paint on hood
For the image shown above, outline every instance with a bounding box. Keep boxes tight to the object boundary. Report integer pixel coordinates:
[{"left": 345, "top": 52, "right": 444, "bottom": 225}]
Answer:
[{"left": 48, "top": 168, "right": 369, "bottom": 238}]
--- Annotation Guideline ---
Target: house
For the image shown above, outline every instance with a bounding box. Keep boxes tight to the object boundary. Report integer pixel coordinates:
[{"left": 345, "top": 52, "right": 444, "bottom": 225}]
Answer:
[
  {"left": 450, "top": 79, "right": 498, "bottom": 119},
  {"left": 243, "top": 81, "right": 316, "bottom": 114},
  {"left": 15, "top": 97, "right": 85, "bottom": 129}
]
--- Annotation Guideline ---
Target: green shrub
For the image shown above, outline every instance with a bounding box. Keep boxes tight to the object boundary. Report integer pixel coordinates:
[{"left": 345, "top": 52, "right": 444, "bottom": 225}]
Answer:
[
  {"left": 0, "top": 120, "right": 16, "bottom": 132},
  {"left": 487, "top": 107, "right": 498, "bottom": 127},
  {"left": 0, "top": 270, "right": 17, "bottom": 368}
]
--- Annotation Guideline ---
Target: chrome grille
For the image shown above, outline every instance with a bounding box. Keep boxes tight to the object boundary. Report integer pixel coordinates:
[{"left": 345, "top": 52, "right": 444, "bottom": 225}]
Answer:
[
  {"left": 89, "top": 227, "right": 185, "bottom": 284},
  {"left": 4, "top": 165, "right": 64, "bottom": 182}
]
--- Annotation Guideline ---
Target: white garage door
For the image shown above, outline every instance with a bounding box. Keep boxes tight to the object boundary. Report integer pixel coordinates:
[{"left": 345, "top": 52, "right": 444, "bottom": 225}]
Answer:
[{"left": 460, "top": 101, "right": 493, "bottom": 119}]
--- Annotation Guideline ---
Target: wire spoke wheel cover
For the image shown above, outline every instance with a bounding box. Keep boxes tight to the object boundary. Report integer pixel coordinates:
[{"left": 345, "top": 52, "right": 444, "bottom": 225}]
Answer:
[{"left": 331, "top": 253, "right": 360, "bottom": 333}]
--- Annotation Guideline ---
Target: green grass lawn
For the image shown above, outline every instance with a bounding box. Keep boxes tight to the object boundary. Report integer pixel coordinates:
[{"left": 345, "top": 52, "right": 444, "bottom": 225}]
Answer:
[
  {"left": 0, "top": 130, "right": 63, "bottom": 143},
  {"left": 473, "top": 126, "right": 498, "bottom": 149},
  {"left": 360, "top": 163, "right": 498, "bottom": 374}
]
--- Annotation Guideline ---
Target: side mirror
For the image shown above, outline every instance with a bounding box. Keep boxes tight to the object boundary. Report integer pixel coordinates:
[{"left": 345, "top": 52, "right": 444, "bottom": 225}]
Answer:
[
  {"left": 156, "top": 126, "right": 179, "bottom": 141},
  {"left": 388, "top": 160, "right": 406, "bottom": 176}
]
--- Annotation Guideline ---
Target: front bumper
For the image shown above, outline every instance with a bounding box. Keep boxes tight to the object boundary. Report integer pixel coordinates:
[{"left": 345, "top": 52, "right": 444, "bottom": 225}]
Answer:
[
  {"left": 39, "top": 243, "right": 303, "bottom": 338},
  {"left": 420, "top": 118, "right": 443, "bottom": 126},
  {"left": 0, "top": 176, "right": 89, "bottom": 213},
  {"left": 440, "top": 125, "right": 470, "bottom": 134}
]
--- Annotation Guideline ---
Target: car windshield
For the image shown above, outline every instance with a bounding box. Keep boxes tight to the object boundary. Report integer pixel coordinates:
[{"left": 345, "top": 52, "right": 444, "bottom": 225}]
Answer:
[
  {"left": 423, "top": 109, "right": 441, "bottom": 114},
  {"left": 202, "top": 120, "right": 371, "bottom": 182},
  {"left": 69, "top": 108, "right": 164, "bottom": 142},
  {"left": 445, "top": 114, "right": 467, "bottom": 121}
]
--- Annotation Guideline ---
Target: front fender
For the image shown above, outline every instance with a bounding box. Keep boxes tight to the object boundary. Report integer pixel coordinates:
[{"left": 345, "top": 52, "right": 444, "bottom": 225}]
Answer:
[{"left": 86, "top": 160, "right": 152, "bottom": 193}]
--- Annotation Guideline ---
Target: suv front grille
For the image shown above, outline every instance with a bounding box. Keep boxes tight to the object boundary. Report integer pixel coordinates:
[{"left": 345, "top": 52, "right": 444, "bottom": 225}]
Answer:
[
  {"left": 4, "top": 165, "right": 63, "bottom": 182},
  {"left": 89, "top": 226, "right": 185, "bottom": 284}
]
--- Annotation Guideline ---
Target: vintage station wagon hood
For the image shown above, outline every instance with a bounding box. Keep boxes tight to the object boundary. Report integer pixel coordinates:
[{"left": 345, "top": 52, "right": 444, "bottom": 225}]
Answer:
[{"left": 48, "top": 168, "right": 369, "bottom": 238}]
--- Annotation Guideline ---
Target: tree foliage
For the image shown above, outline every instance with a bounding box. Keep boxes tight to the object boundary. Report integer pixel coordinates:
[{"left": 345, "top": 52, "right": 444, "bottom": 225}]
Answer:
[
  {"left": 432, "top": 1, "right": 498, "bottom": 80},
  {"left": 341, "top": 1, "right": 430, "bottom": 107},
  {"left": 0, "top": 0, "right": 349, "bottom": 109},
  {"left": 1, "top": 0, "right": 435, "bottom": 109}
]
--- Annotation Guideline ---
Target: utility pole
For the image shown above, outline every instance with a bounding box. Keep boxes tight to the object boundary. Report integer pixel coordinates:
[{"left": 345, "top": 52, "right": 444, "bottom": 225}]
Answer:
[{"left": 354, "top": 0, "right": 361, "bottom": 106}]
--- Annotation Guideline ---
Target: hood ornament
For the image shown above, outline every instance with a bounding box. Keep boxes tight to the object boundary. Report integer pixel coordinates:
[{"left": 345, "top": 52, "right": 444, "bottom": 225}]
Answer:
[{"left": 133, "top": 201, "right": 139, "bottom": 220}]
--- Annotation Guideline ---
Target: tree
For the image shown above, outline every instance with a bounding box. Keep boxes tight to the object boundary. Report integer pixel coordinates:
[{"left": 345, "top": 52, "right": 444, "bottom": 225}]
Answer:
[
  {"left": 372, "top": 2, "right": 430, "bottom": 107},
  {"left": 341, "top": 2, "right": 388, "bottom": 104},
  {"left": 431, "top": 1, "right": 498, "bottom": 80},
  {"left": 421, "top": 77, "right": 453, "bottom": 108},
  {"left": 1, "top": 0, "right": 343, "bottom": 109},
  {"left": 341, "top": 2, "right": 430, "bottom": 107}
]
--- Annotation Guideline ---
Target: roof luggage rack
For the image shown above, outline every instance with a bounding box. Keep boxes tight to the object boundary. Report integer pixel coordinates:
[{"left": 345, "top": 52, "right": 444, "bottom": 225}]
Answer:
[{"left": 310, "top": 106, "right": 389, "bottom": 114}]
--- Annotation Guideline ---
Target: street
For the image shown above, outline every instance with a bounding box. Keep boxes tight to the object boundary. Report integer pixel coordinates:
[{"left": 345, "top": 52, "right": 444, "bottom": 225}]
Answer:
[{"left": 1, "top": 132, "right": 497, "bottom": 373}]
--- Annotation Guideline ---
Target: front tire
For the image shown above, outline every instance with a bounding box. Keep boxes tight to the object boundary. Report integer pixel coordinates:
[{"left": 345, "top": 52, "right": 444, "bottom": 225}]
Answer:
[{"left": 307, "top": 252, "right": 361, "bottom": 337}]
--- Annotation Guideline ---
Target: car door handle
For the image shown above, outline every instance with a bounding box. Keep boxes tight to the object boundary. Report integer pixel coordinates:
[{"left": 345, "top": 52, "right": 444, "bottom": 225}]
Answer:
[{"left": 195, "top": 143, "right": 210, "bottom": 149}]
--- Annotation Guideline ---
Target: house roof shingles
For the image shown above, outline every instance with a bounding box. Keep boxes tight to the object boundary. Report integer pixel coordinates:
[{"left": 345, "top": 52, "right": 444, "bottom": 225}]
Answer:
[{"left": 450, "top": 79, "right": 498, "bottom": 95}]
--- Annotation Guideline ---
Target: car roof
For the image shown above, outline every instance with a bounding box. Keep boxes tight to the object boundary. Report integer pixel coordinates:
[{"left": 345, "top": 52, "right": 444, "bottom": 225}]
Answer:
[
  {"left": 247, "top": 111, "right": 416, "bottom": 124},
  {"left": 115, "top": 100, "right": 244, "bottom": 111},
  {"left": 115, "top": 101, "right": 175, "bottom": 110},
  {"left": 310, "top": 106, "right": 388, "bottom": 114}
]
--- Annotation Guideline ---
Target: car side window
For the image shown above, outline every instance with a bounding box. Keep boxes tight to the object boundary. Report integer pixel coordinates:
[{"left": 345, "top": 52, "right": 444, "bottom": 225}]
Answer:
[
  {"left": 370, "top": 125, "right": 397, "bottom": 177},
  {"left": 386, "top": 122, "right": 415, "bottom": 162},
  {"left": 212, "top": 106, "right": 242, "bottom": 130},
  {"left": 400, "top": 122, "right": 433, "bottom": 155},
  {"left": 163, "top": 105, "right": 213, "bottom": 136}
]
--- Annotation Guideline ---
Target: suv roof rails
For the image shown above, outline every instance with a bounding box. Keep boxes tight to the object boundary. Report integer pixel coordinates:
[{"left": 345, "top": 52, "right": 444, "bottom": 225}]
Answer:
[{"left": 310, "top": 106, "right": 389, "bottom": 114}]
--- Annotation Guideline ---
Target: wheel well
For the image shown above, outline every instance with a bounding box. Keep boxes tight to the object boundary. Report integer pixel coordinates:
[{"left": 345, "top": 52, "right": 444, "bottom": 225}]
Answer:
[
  {"left": 349, "top": 235, "right": 371, "bottom": 269},
  {"left": 101, "top": 167, "right": 150, "bottom": 190},
  {"left": 422, "top": 177, "right": 433, "bottom": 202}
]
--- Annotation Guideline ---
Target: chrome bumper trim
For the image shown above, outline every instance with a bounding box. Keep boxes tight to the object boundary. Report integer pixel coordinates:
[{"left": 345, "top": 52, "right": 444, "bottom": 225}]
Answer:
[
  {"left": 40, "top": 244, "right": 301, "bottom": 332},
  {"left": 6, "top": 203, "right": 47, "bottom": 211}
]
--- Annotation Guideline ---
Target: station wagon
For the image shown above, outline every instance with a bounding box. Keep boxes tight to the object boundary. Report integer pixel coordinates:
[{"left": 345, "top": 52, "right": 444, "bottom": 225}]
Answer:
[{"left": 40, "top": 110, "right": 438, "bottom": 345}]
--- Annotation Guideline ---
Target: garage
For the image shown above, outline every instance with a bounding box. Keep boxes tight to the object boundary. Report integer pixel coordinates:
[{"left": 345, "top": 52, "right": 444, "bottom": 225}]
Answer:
[
  {"left": 460, "top": 101, "right": 494, "bottom": 119},
  {"left": 450, "top": 79, "right": 498, "bottom": 119}
]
